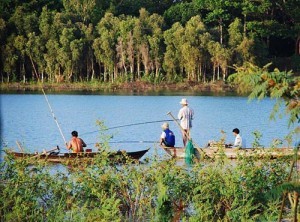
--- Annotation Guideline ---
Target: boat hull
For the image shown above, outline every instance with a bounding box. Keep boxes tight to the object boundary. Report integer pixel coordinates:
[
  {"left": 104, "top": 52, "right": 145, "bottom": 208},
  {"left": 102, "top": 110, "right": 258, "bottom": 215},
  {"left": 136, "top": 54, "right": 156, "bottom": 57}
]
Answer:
[
  {"left": 9, "top": 148, "right": 150, "bottom": 163},
  {"left": 161, "top": 146, "right": 298, "bottom": 160}
]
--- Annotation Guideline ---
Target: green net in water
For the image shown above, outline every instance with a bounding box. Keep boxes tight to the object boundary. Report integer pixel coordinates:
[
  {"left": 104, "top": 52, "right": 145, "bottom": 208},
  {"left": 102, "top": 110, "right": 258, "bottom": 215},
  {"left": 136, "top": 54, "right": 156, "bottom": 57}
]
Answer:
[{"left": 185, "top": 139, "right": 195, "bottom": 164}]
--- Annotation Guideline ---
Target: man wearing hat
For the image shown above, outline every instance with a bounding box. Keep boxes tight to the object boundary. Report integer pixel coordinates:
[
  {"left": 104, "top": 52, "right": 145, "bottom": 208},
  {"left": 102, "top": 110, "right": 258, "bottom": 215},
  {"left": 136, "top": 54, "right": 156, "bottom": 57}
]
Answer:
[
  {"left": 160, "top": 122, "right": 175, "bottom": 147},
  {"left": 178, "top": 98, "right": 194, "bottom": 146}
]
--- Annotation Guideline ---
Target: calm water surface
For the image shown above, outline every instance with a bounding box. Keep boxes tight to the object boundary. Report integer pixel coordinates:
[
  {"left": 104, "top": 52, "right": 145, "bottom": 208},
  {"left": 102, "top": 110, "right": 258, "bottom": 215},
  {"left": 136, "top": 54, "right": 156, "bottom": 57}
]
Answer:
[{"left": 1, "top": 94, "right": 297, "bottom": 156}]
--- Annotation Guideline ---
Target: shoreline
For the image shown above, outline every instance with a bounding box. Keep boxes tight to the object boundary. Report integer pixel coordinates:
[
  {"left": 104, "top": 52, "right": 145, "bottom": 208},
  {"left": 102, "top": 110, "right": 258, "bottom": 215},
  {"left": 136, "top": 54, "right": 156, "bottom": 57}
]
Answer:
[{"left": 1, "top": 81, "right": 238, "bottom": 95}]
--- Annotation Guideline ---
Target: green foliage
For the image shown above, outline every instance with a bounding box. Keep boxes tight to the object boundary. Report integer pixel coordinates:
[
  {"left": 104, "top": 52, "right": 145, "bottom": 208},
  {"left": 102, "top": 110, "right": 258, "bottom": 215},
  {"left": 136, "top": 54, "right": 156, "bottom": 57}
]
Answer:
[
  {"left": 1, "top": 0, "right": 299, "bottom": 85},
  {"left": 190, "top": 155, "right": 289, "bottom": 221},
  {"left": 0, "top": 141, "right": 296, "bottom": 221},
  {"left": 229, "top": 63, "right": 300, "bottom": 127},
  {"left": 163, "top": 2, "right": 198, "bottom": 26},
  {"left": 251, "top": 130, "right": 264, "bottom": 148}
]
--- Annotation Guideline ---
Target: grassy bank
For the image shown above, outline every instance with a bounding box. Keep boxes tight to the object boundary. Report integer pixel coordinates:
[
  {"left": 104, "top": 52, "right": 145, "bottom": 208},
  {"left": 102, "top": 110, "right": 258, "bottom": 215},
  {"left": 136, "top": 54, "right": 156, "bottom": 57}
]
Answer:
[{"left": 0, "top": 81, "right": 236, "bottom": 95}]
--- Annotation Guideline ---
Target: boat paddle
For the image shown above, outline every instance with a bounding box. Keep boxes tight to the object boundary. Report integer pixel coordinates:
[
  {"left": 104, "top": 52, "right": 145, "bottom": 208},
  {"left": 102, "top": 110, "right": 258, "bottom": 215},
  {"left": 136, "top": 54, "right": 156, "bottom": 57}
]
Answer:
[
  {"left": 166, "top": 111, "right": 206, "bottom": 156},
  {"left": 31, "top": 146, "right": 60, "bottom": 159}
]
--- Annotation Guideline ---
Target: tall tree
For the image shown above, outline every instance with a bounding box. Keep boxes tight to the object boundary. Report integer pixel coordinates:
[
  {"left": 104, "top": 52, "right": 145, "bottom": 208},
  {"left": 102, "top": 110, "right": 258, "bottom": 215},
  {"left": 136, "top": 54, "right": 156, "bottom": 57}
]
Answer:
[
  {"left": 208, "top": 41, "right": 231, "bottom": 81},
  {"left": 2, "top": 35, "right": 18, "bottom": 82},
  {"left": 58, "top": 27, "right": 84, "bottom": 81},
  {"left": 163, "top": 22, "right": 185, "bottom": 81},
  {"left": 181, "top": 16, "right": 207, "bottom": 81},
  {"left": 13, "top": 35, "right": 27, "bottom": 82},
  {"left": 147, "top": 13, "right": 164, "bottom": 78},
  {"left": 163, "top": 2, "right": 198, "bottom": 27},
  {"left": 25, "top": 32, "right": 46, "bottom": 82},
  {"left": 93, "top": 13, "right": 119, "bottom": 82},
  {"left": 116, "top": 16, "right": 137, "bottom": 81},
  {"left": 194, "top": 0, "right": 233, "bottom": 44}
]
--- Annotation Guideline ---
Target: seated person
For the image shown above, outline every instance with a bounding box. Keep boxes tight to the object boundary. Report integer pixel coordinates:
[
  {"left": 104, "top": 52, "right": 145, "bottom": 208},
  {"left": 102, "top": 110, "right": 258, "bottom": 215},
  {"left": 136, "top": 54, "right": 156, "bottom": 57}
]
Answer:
[
  {"left": 66, "top": 131, "right": 87, "bottom": 153},
  {"left": 160, "top": 122, "right": 175, "bottom": 147},
  {"left": 231, "top": 128, "right": 243, "bottom": 148}
]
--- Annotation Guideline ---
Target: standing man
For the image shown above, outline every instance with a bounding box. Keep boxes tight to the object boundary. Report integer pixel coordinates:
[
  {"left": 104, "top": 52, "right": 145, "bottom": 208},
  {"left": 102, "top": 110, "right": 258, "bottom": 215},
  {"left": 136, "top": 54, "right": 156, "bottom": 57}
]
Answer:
[
  {"left": 66, "top": 131, "right": 87, "bottom": 153},
  {"left": 178, "top": 98, "right": 194, "bottom": 146}
]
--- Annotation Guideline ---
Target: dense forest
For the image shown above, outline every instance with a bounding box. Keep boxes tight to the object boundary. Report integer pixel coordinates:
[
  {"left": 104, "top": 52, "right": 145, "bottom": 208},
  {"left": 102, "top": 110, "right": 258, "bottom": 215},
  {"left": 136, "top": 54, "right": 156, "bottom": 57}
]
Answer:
[{"left": 0, "top": 0, "right": 299, "bottom": 84}]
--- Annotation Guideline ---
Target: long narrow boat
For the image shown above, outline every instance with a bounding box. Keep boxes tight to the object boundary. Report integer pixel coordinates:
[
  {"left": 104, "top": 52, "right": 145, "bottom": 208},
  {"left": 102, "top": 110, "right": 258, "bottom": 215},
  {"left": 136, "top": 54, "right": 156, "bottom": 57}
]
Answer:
[
  {"left": 161, "top": 146, "right": 298, "bottom": 160},
  {"left": 8, "top": 148, "right": 150, "bottom": 163}
]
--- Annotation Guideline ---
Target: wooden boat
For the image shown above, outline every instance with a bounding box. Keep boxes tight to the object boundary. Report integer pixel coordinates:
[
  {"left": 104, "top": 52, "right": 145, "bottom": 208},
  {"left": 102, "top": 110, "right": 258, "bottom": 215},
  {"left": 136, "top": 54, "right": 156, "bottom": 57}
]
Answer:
[
  {"left": 8, "top": 148, "right": 150, "bottom": 163},
  {"left": 161, "top": 146, "right": 299, "bottom": 160}
]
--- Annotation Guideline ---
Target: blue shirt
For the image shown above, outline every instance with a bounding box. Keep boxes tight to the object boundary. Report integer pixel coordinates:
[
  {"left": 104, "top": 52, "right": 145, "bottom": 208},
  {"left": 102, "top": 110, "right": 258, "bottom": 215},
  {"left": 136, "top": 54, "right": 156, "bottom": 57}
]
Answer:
[{"left": 162, "top": 129, "right": 175, "bottom": 147}]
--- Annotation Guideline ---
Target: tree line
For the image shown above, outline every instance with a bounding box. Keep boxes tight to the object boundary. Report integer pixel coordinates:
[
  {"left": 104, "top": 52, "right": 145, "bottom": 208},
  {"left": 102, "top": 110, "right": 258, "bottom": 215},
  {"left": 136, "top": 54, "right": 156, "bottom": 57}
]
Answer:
[{"left": 0, "top": 0, "right": 299, "bottom": 84}]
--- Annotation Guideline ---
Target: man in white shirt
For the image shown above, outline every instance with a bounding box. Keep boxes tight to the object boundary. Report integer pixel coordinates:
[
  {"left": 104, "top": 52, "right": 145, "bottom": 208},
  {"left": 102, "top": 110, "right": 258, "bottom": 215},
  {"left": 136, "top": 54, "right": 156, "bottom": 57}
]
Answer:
[
  {"left": 232, "top": 128, "right": 243, "bottom": 148},
  {"left": 177, "top": 98, "right": 194, "bottom": 146}
]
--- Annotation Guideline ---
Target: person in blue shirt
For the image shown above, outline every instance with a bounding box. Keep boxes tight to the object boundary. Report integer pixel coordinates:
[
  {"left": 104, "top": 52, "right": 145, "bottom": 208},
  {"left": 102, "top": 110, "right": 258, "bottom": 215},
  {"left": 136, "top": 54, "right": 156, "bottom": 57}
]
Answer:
[{"left": 160, "top": 122, "right": 175, "bottom": 147}]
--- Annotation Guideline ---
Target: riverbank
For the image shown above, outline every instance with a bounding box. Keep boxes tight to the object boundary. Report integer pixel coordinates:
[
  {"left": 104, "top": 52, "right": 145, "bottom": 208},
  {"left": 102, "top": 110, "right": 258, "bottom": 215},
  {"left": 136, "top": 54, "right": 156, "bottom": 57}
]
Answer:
[{"left": 1, "top": 81, "right": 237, "bottom": 95}]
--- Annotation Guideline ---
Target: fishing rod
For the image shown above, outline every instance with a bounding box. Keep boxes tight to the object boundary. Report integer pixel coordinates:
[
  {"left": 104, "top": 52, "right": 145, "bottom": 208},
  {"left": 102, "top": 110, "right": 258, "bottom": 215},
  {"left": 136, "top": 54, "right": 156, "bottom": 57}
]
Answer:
[
  {"left": 30, "top": 57, "right": 68, "bottom": 148},
  {"left": 86, "top": 140, "right": 159, "bottom": 145},
  {"left": 81, "top": 119, "right": 178, "bottom": 136}
]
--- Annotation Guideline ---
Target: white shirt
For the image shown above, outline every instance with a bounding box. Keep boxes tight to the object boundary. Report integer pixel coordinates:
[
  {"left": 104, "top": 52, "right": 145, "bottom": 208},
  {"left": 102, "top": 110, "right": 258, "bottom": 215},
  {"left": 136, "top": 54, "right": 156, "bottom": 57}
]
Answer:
[
  {"left": 160, "top": 131, "right": 166, "bottom": 139},
  {"left": 233, "top": 134, "right": 243, "bottom": 148},
  {"left": 178, "top": 106, "right": 194, "bottom": 130}
]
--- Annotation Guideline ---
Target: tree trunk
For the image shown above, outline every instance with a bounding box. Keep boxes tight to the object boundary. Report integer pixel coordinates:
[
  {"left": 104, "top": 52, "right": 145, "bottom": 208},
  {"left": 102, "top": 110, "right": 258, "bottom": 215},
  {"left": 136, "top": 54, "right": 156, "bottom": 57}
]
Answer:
[
  {"left": 113, "top": 63, "right": 118, "bottom": 82},
  {"left": 137, "top": 54, "right": 141, "bottom": 80},
  {"left": 22, "top": 62, "right": 26, "bottom": 83},
  {"left": 293, "top": 192, "right": 299, "bottom": 222},
  {"left": 104, "top": 66, "right": 107, "bottom": 82},
  {"left": 219, "top": 18, "right": 223, "bottom": 45},
  {"left": 91, "top": 59, "right": 95, "bottom": 81},
  {"left": 296, "top": 35, "right": 300, "bottom": 55},
  {"left": 213, "top": 65, "right": 216, "bottom": 82}
]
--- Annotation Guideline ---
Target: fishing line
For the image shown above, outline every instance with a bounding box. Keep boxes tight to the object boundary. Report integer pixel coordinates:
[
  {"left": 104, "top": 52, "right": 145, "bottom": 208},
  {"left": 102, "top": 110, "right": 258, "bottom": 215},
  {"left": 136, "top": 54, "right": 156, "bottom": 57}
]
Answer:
[
  {"left": 81, "top": 119, "right": 177, "bottom": 136},
  {"left": 86, "top": 140, "right": 159, "bottom": 145}
]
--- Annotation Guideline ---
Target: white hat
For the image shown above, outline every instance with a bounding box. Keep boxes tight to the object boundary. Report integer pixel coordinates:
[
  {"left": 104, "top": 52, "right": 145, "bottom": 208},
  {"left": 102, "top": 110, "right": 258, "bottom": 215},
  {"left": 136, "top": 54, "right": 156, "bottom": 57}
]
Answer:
[
  {"left": 161, "top": 122, "right": 169, "bottom": 129},
  {"left": 180, "top": 98, "right": 188, "bottom": 105}
]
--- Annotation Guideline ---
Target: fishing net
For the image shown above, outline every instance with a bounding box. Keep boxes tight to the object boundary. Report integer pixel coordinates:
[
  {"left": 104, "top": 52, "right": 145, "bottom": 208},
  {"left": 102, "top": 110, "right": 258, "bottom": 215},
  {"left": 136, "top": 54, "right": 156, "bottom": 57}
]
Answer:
[{"left": 185, "top": 139, "right": 195, "bottom": 165}]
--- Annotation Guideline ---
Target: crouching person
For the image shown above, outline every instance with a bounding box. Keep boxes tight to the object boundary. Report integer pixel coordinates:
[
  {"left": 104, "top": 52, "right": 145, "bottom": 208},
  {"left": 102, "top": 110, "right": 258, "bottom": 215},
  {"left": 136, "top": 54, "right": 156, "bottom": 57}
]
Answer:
[{"left": 160, "top": 122, "right": 175, "bottom": 147}]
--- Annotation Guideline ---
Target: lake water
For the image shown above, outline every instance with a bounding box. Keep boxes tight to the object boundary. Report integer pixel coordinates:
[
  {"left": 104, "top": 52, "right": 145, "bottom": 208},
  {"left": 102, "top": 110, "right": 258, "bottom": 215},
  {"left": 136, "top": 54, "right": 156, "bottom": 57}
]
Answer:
[{"left": 1, "top": 93, "right": 298, "bottom": 157}]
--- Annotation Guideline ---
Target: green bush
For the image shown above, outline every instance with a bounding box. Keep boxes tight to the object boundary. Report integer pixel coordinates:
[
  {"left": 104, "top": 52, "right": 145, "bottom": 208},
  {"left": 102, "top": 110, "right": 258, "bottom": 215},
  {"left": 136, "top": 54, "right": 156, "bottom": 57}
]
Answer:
[{"left": 0, "top": 148, "right": 295, "bottom": 221}]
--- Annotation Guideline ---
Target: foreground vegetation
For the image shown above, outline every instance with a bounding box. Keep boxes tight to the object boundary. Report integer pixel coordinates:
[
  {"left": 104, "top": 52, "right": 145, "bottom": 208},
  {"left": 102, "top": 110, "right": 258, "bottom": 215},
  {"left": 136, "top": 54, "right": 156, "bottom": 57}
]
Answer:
[{"left": 1, "top": 147, "right": 299, "bottom": 221}]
